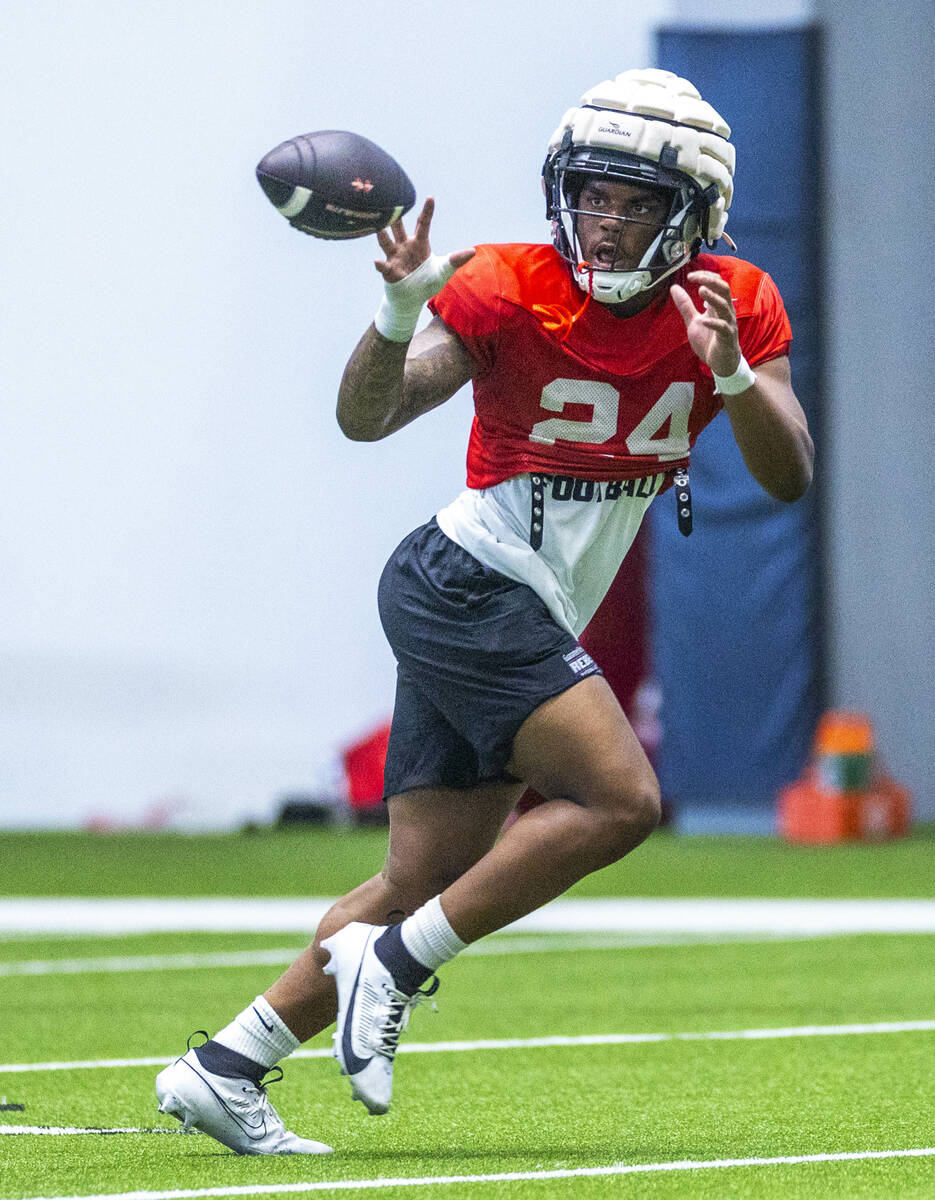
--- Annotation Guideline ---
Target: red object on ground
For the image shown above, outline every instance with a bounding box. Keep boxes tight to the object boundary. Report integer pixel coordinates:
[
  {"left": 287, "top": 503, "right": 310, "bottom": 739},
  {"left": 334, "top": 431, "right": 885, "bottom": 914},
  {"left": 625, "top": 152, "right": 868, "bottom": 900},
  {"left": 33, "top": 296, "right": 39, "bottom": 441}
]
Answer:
[
  {"left": 342, "top": 722, "right": 392, "bottom": 812},
  {"left": 777, "top": 711, "right": 912, "bottom": 842},
  {"left": 778, "top": 777, "right": 911, "bottom": 842}
]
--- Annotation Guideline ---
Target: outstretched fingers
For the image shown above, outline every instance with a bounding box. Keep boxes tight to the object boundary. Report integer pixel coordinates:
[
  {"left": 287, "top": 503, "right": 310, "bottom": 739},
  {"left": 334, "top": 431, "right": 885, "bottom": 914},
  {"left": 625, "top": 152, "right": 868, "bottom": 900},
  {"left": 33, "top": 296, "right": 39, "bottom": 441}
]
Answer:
[
  {"left": 671, "top": 273, "right": 742, "bottom": 375},
  {"left": 412, "top": 197, "right": 435, "bottom": 244},
  {"left": 686, "top": 269, "right": 730, "bottom": 291},
  {"left": 375, "top": 226, "right": 396, "bottom": 256},
  {"left": 373, "top": 198, "right": 476, "bottom": 282},
  {"left": 669, "top": 282, "right": 698, "bottom": 325},
  {"left": 687, "top": 270, "right": 736, "bottom": 313},
  {"left": 697, "top": 290, "right": 735, "bottom": 325},
  {"left": 374, "top": 198, "right": 436, "bottom": 279}
]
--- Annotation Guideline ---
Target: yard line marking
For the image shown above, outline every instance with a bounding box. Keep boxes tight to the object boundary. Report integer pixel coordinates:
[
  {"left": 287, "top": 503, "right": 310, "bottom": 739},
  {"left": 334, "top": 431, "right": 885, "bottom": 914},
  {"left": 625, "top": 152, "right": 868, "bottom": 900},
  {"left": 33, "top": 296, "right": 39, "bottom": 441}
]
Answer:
[
  {"left": 0, "top": 932, "right": 838, "bottom": 977},
  {"left": 0, "top": 948, "right": 306, "bottom": 977},
  {"left": 0, "top": 1056, "right": 176, "bottom": 1073},
  {"left": 467, "top": 931, "right": 827, "bottom": 954},
  {"left": 0, "top": 1125, "right": 175, "bottom": 1136},
  {"left": 3, "top": 896, "right": 935, "bottom": 936},
  {"left": 329, "top": 1020, "right": 935, "bottom": 1055},
  {"left": 3, "top": 1019, "right": 933, "bottom": 1074},
  {"left": 6, "top": 1147, "right": 935, "bottom": 1197}
]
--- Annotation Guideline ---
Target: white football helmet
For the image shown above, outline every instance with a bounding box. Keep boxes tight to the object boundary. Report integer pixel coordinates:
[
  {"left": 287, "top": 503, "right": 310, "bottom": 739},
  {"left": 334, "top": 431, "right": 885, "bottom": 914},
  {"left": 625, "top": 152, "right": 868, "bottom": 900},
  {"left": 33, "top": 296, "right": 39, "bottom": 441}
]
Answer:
[{"left": 543, "top": 68, "right": 736, "bottom": 304}]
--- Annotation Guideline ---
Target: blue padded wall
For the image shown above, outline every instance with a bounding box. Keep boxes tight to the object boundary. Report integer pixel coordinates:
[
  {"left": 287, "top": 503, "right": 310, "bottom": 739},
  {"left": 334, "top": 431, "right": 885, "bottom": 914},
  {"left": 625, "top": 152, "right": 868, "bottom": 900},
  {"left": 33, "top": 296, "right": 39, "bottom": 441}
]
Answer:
[{"left": 648, "top": 28, "right": 825, "bottom": 832}]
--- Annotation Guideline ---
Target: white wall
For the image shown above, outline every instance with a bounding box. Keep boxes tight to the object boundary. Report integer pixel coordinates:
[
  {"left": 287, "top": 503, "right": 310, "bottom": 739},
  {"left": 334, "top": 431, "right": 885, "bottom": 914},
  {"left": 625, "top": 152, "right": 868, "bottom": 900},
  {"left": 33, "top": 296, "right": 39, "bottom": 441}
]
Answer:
[
  {"left": 0, "top": 0, "right": 669, "bottom": 827},
  {"left": 815, "top": 0, "right": 935, "bottom": 818}
]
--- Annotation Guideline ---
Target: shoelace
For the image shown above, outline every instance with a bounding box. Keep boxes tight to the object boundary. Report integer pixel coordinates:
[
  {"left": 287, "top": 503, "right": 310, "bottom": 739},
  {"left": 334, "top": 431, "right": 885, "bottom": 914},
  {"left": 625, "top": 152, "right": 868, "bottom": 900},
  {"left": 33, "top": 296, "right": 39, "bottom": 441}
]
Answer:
[
  {"left": 185, "top": 1030, "right": 284, "bottom": 1116},
  {"left": 374, "top": 977, "right": 440, "bottom": 1062},
  {"left": 235, "top": 1067, "right": 282, "bottom": 1112}
]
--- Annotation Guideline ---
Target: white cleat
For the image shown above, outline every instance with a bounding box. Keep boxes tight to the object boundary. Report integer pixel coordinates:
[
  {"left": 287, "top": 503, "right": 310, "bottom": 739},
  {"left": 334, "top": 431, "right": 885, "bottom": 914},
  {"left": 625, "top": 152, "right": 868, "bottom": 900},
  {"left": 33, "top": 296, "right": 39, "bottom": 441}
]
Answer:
[
  {"left": 321, "top": 921, "right": 438, "bottom": 1116},
  {"left": 155, "top": 1046, "right": 332, "bottom": 1156}
]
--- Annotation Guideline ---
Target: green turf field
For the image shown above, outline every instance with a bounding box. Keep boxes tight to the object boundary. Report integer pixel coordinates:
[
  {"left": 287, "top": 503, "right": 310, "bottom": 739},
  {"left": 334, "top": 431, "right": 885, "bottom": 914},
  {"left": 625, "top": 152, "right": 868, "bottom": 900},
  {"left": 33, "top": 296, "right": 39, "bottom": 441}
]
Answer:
[
  {"left": 1, "top": 829, "right": 934, "bottom": 1199},
  {"left": 2, "top": 825, "right": 934, "bottom": 898}
]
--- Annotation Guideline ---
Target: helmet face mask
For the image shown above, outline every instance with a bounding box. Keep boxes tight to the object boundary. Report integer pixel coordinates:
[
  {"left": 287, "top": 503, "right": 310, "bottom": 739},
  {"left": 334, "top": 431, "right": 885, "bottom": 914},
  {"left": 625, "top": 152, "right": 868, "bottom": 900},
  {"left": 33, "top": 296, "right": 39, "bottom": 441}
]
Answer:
[
  {"left": 542, "top": 69, "right": 735, "bottom": 305},
  {"left": 550, "top": 150, "right": 709, "bottom": 303}
]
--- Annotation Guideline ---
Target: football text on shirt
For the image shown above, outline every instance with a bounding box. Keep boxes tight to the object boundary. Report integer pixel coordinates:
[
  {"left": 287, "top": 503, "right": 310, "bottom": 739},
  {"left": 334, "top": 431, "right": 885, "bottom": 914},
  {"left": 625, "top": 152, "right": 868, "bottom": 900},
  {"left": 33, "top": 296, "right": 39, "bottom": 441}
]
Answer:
[{"left": 539, "top": 474, "right": 662, "bottom": 502}]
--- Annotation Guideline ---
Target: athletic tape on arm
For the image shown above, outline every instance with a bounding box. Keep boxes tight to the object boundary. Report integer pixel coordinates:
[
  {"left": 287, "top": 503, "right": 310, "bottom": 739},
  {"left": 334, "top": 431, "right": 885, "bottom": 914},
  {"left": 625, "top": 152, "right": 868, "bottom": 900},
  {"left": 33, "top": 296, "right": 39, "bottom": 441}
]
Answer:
[{"left": 374, "top": 254, "right": 459, "bottom": 342}]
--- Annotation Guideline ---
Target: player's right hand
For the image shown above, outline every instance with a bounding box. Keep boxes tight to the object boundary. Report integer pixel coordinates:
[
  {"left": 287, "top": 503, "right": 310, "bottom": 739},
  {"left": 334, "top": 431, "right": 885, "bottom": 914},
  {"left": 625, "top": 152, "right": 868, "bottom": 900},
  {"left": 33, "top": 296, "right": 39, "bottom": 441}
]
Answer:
[{"left": 374, "top": 198, "right": 474, "bottom": 283}]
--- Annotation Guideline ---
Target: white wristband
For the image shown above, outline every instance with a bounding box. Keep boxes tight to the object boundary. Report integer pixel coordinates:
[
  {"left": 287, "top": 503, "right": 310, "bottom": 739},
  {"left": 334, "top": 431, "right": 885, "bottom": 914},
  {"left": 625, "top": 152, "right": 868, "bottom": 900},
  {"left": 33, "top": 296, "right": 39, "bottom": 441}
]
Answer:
[
  {"left": 712, "top": 354, "right": 757, "bottom": 395},
  {"left": 374, "top": 253, "right": 459, "bottom": 342}
]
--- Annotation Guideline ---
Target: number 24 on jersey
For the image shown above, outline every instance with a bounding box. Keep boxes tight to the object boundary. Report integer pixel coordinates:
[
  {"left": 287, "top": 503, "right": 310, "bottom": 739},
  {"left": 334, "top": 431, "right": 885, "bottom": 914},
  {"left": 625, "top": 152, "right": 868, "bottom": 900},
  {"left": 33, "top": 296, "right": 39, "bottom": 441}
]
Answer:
[{"left": 530, "top": 379, "right": 693, "bottom": 461}]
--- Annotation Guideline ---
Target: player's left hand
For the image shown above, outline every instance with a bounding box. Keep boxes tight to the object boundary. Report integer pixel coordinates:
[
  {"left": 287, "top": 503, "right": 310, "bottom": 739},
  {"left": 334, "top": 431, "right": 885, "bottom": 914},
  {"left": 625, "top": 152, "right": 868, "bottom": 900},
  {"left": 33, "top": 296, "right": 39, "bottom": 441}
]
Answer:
[{"left": 670, "top": 270, "right": 742, "bottom": 378}]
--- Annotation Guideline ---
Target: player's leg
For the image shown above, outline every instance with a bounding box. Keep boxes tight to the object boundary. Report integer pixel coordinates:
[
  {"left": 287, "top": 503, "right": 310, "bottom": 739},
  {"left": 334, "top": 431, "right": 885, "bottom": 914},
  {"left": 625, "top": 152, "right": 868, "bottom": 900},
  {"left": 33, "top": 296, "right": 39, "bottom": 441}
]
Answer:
[
  {"left": 342, "top": 672, "right": 658, "bottom": 982},
  {"left": 264, "top": 779, "right": 522, "bottom": 1040},
  {"left": 322, "top": 521, "right": 661, "bottom": 1112},
  {"left": 156, "top": 778, "right": 520, "bottom": 1146},
  {"left": 322, "top": 675, "right": 660, "bottom": 1115},
  {"left": 313, "top": 779, "right": 520, "bottom": 1113},
  {"left": 439, "top": 671, "right": 659, "bottom": 940}
]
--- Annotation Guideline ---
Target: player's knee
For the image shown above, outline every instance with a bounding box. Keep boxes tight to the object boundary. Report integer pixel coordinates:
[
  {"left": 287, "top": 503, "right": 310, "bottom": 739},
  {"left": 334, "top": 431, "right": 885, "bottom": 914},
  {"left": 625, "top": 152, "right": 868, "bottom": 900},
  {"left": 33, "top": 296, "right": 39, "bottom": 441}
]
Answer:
[
  {"left": 631, "top": 777, "right": 662, "bottom": 839},
  {"left": 599, "top": 775, "right": 661, "bottom": 859},
  {"left": 380, "top": 860, "right": 461, "bottom": 910}
]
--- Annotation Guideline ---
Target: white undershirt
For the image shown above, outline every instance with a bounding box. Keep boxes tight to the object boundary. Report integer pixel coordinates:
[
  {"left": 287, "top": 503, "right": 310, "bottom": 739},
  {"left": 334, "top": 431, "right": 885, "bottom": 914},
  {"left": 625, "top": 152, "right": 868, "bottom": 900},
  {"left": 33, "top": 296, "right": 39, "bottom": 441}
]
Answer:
[{"left": 436, "top": 472, "right": 662, "bottom": 637}]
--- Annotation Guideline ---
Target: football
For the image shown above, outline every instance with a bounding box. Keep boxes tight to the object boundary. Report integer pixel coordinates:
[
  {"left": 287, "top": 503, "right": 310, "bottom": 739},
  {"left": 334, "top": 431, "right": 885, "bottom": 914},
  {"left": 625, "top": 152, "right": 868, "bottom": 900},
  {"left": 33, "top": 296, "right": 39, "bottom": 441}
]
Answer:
[{"left": 256, "top": 130, "right": 416, "bottom": 240}]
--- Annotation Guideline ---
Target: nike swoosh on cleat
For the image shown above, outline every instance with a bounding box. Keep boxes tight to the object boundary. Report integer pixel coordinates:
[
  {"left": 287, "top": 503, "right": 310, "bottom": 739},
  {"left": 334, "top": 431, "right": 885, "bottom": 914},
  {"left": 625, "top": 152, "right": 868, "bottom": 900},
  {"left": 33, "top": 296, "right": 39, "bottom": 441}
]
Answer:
[
  {"left": 340, "top": 940, "right": 375, "bottom": 1076},
  {"left": 182, "top": 1060, "right": 268, "bottom": 1140}
]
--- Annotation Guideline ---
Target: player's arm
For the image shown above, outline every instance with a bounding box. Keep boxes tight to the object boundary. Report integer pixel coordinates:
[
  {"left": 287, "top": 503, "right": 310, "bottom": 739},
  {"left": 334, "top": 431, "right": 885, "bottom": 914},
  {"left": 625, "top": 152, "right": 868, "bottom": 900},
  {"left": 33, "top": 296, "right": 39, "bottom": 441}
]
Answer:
[
  {"left": 671, "top": 271, "right": 814, "bottom": 502},
  {"left": 338, "top": 316, "right": 476, "bottom": 442},
  {"left": 337, "top": 199, "right": 477, "bottom": 442},
  {"left": 717, "top": 353, "right": 813, "bottom": 502}
]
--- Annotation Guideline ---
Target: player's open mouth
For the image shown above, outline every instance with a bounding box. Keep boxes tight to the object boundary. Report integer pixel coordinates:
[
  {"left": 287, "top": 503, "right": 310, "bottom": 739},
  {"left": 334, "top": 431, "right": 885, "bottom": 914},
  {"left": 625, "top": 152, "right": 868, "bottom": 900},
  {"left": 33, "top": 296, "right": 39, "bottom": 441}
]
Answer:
[{"left": 588, "top": 243, "right": 626, "bottom": 270}]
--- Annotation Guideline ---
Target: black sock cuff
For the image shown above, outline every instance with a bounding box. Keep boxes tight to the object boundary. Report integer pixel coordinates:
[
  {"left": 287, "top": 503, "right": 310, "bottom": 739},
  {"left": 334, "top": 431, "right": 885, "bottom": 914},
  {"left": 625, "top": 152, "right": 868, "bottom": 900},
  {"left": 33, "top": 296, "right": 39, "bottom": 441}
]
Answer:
[
  {"left": 193, "top": 1038, "right": 266, "bottom": 1085},
  {"left": 374, "top": 923, "right": 433, "bottom": 994}
]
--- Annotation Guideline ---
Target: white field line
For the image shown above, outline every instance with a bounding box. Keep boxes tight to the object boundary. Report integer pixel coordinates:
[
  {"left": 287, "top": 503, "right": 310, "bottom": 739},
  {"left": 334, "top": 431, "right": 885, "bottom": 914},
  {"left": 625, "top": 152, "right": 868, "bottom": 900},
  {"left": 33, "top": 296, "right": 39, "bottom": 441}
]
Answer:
[
  {"left": 3, "top": 896, "right": 935, "bottom": 936},
  {"left": 0, "top": 932, "right": 840, "bottom": 978},
  {"left": 0, "top": 1125, "right": 175, "bottom": 1136},
  {"left": 0, "top": 1055, "right": 175, "bottom": 1074},
  {"left": 2, "top": 1020, "right": 933, "bottom": 1075},
  {"left": 0, "top": 948, "right": 305, "bottom": 977},
  {"left": 6, "top": 1147, "right": 935, "bottom": 1198}
]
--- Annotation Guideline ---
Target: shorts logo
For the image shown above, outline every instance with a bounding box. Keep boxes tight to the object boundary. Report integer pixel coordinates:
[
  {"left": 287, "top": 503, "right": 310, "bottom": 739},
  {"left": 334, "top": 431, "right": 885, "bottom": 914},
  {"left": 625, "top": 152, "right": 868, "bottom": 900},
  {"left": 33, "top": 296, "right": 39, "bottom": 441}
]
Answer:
[{"left": 564, "top": 647, "right": 598, "bottom": 677}]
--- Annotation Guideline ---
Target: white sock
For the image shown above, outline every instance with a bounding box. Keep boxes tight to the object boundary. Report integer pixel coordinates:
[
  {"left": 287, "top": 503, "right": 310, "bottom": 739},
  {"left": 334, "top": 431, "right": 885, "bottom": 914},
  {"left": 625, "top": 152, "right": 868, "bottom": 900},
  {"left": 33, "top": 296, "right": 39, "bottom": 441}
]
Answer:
[
  {"left": 213, "top": 995, "right": 300, "bottom": 1069},
  {"left": 399, "top": 895, "right": 467, "bottom": 971}
]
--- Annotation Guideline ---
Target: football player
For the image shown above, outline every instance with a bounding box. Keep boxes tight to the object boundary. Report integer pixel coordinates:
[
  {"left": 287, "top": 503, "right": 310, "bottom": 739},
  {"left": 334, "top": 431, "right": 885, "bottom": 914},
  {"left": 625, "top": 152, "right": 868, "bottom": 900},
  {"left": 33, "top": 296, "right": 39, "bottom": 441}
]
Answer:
[{"left": 157, "top": 68, "right": 813, "bottom": 1153}]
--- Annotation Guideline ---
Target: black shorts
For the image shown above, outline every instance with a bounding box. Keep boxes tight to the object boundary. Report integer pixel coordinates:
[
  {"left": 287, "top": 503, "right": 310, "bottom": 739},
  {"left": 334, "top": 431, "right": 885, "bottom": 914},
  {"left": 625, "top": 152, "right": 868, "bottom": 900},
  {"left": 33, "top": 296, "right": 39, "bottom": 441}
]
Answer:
[{"left": 377, "top": 519, "right": 602, "bottom": 797}]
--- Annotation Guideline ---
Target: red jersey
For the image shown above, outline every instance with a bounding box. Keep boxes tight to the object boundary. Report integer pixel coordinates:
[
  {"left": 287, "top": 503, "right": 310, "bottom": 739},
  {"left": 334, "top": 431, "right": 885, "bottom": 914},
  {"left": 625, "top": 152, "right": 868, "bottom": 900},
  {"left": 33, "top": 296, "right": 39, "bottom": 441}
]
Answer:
[{"left": 428, "top": 244, "right": 792, "bottom": 489}]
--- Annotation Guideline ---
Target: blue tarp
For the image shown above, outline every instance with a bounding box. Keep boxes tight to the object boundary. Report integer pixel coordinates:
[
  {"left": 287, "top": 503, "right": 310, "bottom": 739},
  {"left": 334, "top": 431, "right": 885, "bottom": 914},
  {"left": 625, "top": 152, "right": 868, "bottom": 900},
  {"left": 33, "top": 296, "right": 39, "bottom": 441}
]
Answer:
[{"left": 649, "top": 28, "right": 825, "bottom": 832}]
